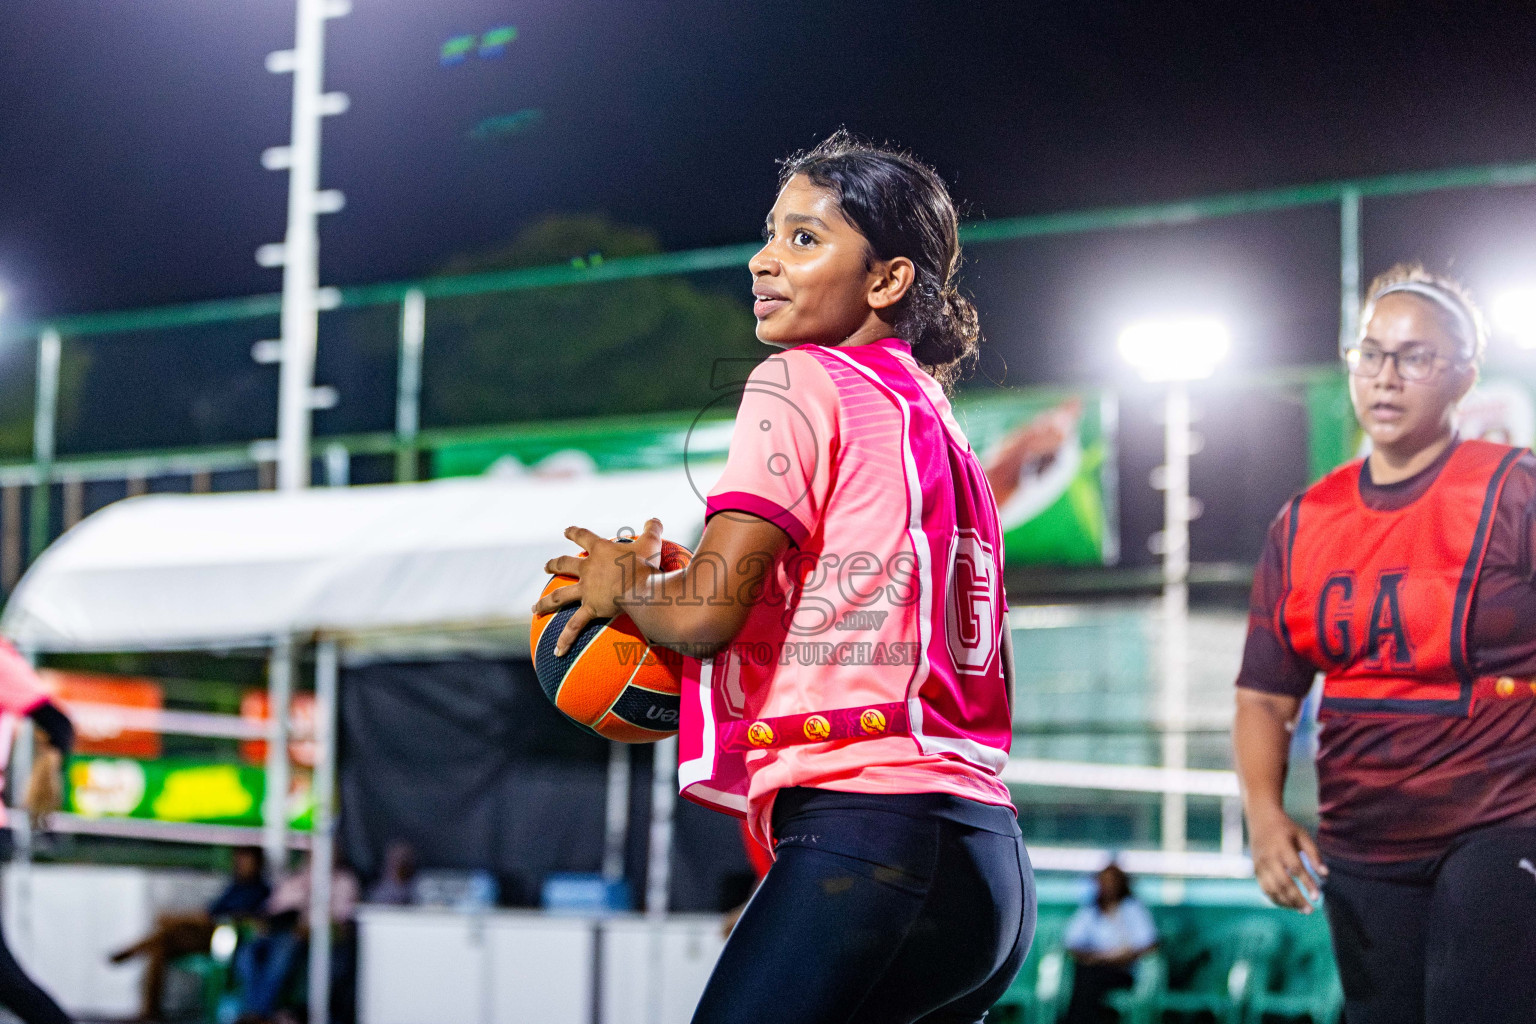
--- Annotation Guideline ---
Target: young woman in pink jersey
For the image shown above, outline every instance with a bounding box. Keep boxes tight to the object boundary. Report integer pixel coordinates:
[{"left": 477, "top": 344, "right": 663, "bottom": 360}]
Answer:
[{"left": 537, "top": 131, "right": 1032, "bottom": 1024}]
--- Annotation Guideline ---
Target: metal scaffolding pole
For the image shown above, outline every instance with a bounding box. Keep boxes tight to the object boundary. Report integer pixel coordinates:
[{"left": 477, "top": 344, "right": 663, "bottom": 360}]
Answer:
[
  {"left": 395, "top": 288, "right": 425, "bottom": 483},
  {"left": 262, "top": 639, "right": 295, "bottom": 874},
  {"left": 1339, "top": 188, "right": 1363, "bottom": 351},
  {"left": 1119, "top": 315, "right": 1225, "bottom": 886},
  {"left": 1159, "top": 381, "right": 1192, "bottom": 871},
  {"left": 603, "top": 742, "right": 631, "bottom": 882},
  {"left": 645, "top": 735, "right": 676, "bottom": 916},
  {"left": 29, "top": 329, "right": 60, "bottom": 561},
  {"left": 645, "top": 735, "right": 677, "bottom": 1024},
  {"left": 263, "top": 0, "right": 349, "bottom": 492},
  {"left": 307, "top": 639, "right": 340, "bottom": 1024}
]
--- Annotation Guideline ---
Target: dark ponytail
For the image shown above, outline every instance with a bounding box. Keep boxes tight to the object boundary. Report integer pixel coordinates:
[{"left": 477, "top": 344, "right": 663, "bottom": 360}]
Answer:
[{"left": 779, "top": 131, "right": 981, "bottom": 388}]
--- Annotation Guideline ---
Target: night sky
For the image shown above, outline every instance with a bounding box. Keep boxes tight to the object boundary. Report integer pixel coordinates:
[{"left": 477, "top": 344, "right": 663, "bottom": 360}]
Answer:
[{"left": 4, "top": 1, "right": 1536, "bottom": 387}]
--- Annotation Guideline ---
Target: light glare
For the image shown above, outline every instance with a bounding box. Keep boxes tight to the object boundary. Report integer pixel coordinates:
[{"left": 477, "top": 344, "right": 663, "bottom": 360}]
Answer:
[
  {"left": 210, "top": 923, "right": 238, "bottom": 962},
  {"left": 1492, "top": 287, "right": 1536, "bottom": 349},
  {"left": 1117, "top": 316, "right": 1231, "bottom": 382}
]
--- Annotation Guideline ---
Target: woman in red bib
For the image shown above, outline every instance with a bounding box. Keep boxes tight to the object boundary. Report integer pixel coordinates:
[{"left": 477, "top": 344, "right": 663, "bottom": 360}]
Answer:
[{"left": 1234, "top": 265, "right": 1536, "bottom": 1024}]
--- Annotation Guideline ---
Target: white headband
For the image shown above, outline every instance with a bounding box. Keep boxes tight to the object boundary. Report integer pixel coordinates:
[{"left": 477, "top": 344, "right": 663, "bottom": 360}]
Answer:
[{"left": 1368, "top": 281, "right": 1478, "bottom": 361}]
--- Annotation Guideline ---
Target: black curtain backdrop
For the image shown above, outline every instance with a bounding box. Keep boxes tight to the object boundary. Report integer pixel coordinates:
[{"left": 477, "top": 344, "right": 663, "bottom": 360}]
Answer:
[{"left": 339, "top": 657, "right": 753, "bottom": 911}]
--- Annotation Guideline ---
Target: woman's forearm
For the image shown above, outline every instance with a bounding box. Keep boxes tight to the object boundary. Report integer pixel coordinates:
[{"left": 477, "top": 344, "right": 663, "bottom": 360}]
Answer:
[
  {"left": 1233, "top": 688, "right": 1301, "bottom": 822},
  {"left": 618, "top": 568, "right": 745, "bottom": 657},
  {"left": 615, "top": 515, "right": 791, "bottom": 658}
]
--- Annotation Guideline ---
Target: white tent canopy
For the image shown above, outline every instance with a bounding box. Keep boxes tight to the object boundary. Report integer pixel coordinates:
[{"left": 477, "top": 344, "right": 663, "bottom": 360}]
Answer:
[
  {"left": 1, "top": 468, "right": 717, "bottom": 655},
  {"left": 0, "top": 466, "right": 718, "bottom": 1019}
]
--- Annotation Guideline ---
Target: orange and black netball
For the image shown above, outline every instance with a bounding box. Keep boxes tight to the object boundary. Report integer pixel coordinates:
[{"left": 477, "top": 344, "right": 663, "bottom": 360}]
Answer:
[{"left": 530, "top": 539, "right": 692, "bottom": 743}]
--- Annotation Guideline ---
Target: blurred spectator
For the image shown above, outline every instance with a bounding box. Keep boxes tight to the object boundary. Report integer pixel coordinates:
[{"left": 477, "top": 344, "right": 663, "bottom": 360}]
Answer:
[
  {"left": 364, "top": 841, "right": 418, "bottom": 906},
  {"left": 109, "top": 846, "right": 269, "bottom": 1021},
  {"left": 1062, "top": 863, "right": 1158, "bottom": 1024},
  {"left": 211, "top": 847, "right": 274, "bottom": 917},
  {"left": 234, "top": 854, "right": 359, "bottom": 1024}
]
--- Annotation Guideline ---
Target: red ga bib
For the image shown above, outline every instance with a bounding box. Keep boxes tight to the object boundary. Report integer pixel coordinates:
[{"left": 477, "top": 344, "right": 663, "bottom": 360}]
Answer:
[{"left": 1280, "top": 440, "right": 1523, "bottom": 717}]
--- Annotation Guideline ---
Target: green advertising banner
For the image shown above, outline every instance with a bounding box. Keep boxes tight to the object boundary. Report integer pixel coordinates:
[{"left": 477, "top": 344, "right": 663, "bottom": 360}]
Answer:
[
  {"left": 1307, "top": 370, "right": 1536, "bottom": 480},
  {"left": 955, "top": 391, "right": 1118, "bottom": 567},
  {"left": 66, "top": 756, "right": 313, "bottom": 829},
  {"left": 435, "top": 410, "right": 724, "bottom": 477},
  {"left": 434, "top": 388, "right": 1118, "bottom": 567},
  {"left": 1306, "top": 369, "right": 1357, "bottom": 483}
]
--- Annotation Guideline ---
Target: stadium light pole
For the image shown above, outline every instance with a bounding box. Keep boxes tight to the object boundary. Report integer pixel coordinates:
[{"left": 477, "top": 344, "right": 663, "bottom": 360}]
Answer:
[
  {"left": 260, "top": 0, "right": 350, "bottom": 493},
  {"left": 259, "top": 5, "right": 350, "bottom": 1022},
  {"left": 30, "top": 329, "right": 60, "bottom": 563},
  {"left": 1118, "top": 316, "right": 1229, "bottom": 876},
  {"left": 1338, "top": 189, "right": 1362, "bottom": 352}
]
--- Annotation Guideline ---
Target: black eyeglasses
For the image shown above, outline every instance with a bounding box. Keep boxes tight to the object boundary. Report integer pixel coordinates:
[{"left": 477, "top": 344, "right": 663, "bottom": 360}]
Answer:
[{"left": 1343, "top": 345, "right": 1455, "bottom": 382}]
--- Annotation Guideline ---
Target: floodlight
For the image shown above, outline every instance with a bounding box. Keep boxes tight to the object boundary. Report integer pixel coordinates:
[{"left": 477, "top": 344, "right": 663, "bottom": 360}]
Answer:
[
  {"left": 1492, "top": 287, "right": 1536, "bottom": 349},
  {"left": 1117, "top": 316, "right": 1230, "bottom": 382}
]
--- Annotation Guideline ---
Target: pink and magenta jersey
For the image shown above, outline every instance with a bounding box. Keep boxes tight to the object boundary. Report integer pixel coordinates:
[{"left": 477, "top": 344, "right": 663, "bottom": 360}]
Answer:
[{"left": 677, "top": 338, "right": 1016, "bottom": 845}]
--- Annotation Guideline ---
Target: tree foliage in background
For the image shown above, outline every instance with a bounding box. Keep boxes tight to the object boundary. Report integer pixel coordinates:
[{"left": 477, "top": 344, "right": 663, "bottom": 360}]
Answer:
[
  {"left": 2, "top": 215, "right": 763, "bottom": 459},
  {"left": 424, "top": 215, "right": 761, "bottom": 426}
]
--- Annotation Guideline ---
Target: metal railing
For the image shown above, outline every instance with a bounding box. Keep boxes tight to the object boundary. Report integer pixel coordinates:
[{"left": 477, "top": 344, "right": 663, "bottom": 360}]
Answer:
[{"left": 0, "top": 159, "right": 1529, "bottom": 578}]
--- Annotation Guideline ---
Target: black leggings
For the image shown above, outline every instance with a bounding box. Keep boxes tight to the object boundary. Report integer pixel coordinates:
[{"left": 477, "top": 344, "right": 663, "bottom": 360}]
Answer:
[
  {"left": 691, "top": 788, "right": 1035, "bottom": 1024},
  {"left": 1322, "top": 824, "right": 1536, "bottom": 1024},
  {"left": 0, "top": 916, "right": 70, "bottom": 1024}
]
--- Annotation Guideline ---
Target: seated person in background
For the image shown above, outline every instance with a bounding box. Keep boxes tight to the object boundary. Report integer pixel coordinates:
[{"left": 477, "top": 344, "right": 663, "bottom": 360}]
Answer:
[
  {"left": 234, "top": 854, "right": 359, "bottom": 1024},
  {"left": 110, "top": 846, "right": 270, "bottom": 1021},
  {"left": 209, "top": 848, "right": 274, "bottom": 919},
  {"left": 363, "top": 841, "right": 417, "bottom": 906},
  {"left": 1063, "top": 863, "right": 1158, "bottom": 1024}
]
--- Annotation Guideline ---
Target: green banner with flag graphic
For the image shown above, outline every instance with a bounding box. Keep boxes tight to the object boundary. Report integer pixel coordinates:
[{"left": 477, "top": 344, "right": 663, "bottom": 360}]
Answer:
[{"left": 433, "top": 388, "right": 1118, "bottom": 567}]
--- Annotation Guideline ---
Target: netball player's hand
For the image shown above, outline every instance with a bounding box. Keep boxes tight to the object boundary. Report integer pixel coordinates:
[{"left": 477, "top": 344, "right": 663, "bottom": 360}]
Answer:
[
  {"left": 537, "top": 519, "right": 665, "bottom": 657},
  {"left": 1249, "top": 808, "right": 1327, "bottom": 912},
  {"left": 24, "top": 736, "right": 63, "bottom": 830}
]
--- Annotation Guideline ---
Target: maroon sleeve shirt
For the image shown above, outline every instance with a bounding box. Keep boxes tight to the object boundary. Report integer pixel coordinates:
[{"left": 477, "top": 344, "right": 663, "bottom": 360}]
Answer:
[{"left": 1238, "top": 443, "right": 1536, "bottom": 863}]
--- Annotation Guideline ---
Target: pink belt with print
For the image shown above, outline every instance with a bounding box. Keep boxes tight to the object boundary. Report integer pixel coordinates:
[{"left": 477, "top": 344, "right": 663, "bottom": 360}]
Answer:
[{"left": 718, "top": 701, "right": 910, "bottom": 751}]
